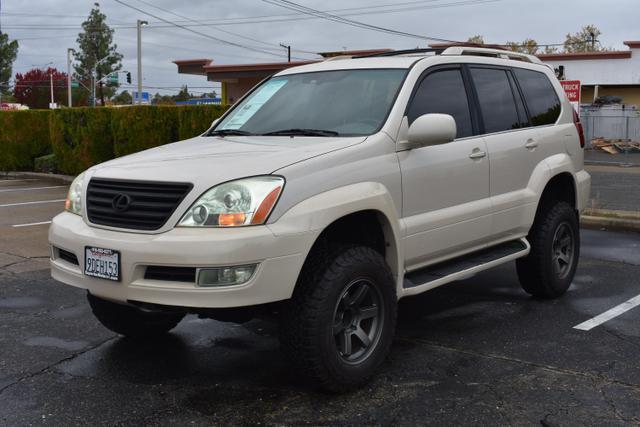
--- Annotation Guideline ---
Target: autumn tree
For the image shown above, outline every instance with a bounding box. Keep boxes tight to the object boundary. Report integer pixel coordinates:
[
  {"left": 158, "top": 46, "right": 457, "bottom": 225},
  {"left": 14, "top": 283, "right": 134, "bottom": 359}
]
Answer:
[
  {"left": 0, "top": 32, "right": 19, "bottom": 97},
  {"left": 74, "top": 3, "right": 123, "bottom": 106},
  {"left": 13, "top": 67, "right": 68, "bottom": 109},
  {"left": 564, "top": 25, "right": 605, "bottom": 53},
  {"left": 506, "top": 38, "right": 539, "bottom": 54},
  {"left": 466, "top": 35, "right": 485, "bottom": 45}
]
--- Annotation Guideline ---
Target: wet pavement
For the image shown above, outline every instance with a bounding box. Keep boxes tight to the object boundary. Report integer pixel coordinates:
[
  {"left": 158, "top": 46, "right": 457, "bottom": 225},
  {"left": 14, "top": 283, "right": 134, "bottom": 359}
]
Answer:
[{"left": 1, "top": 177, "right": 640, "bottom": 425}]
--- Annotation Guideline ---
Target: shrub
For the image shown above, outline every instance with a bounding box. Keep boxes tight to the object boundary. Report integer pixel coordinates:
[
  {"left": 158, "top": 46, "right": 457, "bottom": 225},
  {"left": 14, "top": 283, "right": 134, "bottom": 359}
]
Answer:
[
  {"left": 110, "top": 106, "right": 180, "bottom": 157},
  {"left": 1, "top": 104, "right": 230, "bottom": 174},
  {"left": 34, "top": 153, "right": 57, "bottom": 173},
  {"left": 50, "top": 107, "right": 114, "bottom": 175},
  {"left": 0, "top": 110, "right": 51, "bottom": 171},
  {"left": 177, "top": 104, "right": 228, "bottom": 140}
]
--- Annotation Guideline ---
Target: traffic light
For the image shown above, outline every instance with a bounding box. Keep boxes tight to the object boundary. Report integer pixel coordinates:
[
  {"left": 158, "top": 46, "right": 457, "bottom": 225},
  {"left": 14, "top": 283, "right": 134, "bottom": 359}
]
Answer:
[{"left": 126, "top": 72, "right": 131, "bottom": 84}]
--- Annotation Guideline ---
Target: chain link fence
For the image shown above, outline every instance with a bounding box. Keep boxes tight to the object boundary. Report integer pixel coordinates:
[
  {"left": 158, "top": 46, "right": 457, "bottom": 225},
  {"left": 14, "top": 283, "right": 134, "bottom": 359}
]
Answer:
[{"left": 580, "top": 106, "right": 640, "bottom": 147}]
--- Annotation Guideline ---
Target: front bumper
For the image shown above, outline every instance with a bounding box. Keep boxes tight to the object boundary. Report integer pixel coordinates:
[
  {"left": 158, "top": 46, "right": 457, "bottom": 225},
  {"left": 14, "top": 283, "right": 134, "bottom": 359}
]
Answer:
[{"left": 49, "top": 212, "right": 317, "bottom": 308}]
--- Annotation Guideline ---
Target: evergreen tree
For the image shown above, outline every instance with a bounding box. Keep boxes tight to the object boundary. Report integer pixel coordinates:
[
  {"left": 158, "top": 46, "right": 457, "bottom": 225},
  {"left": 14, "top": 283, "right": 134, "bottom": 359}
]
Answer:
[
  {"left": 74, "top": 3, "right": 123, "bottom": 106},
  {"left": 0, "top": 32, "right": 19, "bottom": 97}
]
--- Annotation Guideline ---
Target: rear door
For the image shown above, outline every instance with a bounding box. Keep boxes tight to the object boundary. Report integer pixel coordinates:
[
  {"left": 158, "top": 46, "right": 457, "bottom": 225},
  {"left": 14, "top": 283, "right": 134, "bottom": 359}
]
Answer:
[{"left": 468, "top": 66, "right": 543, "bottom": 240}]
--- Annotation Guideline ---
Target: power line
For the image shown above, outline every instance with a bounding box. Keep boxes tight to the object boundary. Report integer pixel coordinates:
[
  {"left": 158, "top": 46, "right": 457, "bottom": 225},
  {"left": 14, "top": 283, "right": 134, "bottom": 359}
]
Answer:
[
  {"left": 2, "top": 0, "right": 501, "bottom": 31},
  {"left": 131, "top": 0, "right": 279, "bottom": 50},
  {"left": 111, "top": 0, "right": 297, "bottom": 59},
  {"left": 261, "top": 0, "right": 463, "bottom": 43}
]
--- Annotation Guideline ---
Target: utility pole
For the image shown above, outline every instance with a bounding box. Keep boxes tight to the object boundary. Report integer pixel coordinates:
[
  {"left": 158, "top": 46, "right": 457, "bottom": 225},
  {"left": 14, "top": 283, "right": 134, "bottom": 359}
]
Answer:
[
  {"left": 136, "top": 19, "right": 148, "bottom": 104},
  {"left": 49, "top": 71, "right": 54, "bottom": 108},
  {"left": 67, "top": 48, "right": 73, "bottom": 108},
  {"left": 280, "top": 43, "right": 291, "bottom": 63}
]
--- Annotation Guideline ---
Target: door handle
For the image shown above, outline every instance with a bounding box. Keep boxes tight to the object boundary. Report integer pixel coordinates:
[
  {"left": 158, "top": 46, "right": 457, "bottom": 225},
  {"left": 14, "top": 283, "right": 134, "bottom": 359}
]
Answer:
[
  {"left": 525, "top": 139, "right": 538, "bottom": 149},
  {"left": 468, "top": 150, "right": 487, "bottom": 159}
]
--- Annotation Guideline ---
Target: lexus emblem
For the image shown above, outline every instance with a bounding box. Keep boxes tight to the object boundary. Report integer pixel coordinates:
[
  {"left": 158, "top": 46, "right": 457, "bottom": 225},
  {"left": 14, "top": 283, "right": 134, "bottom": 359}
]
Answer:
[{"left": 112, "top": 193, "right": 132, "bottom": 212}]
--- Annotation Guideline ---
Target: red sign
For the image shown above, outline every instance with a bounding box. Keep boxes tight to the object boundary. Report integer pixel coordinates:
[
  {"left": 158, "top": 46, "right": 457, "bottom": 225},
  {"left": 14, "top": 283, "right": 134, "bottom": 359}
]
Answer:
[{"left": 561, "top": 80, "right": 581, "bottom": 103}]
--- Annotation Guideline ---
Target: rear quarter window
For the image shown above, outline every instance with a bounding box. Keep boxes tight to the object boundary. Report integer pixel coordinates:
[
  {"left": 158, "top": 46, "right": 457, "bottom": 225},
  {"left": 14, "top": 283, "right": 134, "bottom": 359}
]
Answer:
[{"left": 513, "top": 68, "right": 561, "bottom": 126}]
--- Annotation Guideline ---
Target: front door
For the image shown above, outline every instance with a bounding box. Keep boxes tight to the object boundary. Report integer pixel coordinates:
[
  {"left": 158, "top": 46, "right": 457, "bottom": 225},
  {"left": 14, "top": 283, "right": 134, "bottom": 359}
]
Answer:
[{"left": 399, "top": 66, "right": 491, "bottom": 270}]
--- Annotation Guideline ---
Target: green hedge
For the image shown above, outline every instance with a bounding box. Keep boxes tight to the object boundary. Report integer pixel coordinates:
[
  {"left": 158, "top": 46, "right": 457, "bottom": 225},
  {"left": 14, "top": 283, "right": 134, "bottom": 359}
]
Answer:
[
  {"left": 177, "top": 104, "right": 227, "bottom": 140},
  {"left": 1, "top": 104, "right": 228, "bottom": 175},
  {"left": 0, "top": 110, "right": 51, "bottom": 171},
  {"left": 50, "top": 108, "right": 114, "bottom": 175}
]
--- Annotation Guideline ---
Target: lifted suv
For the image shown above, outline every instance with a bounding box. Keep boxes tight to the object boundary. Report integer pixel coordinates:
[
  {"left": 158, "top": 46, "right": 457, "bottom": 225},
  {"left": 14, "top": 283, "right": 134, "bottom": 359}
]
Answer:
[{"left": 50, "top": 47, "right": 590, "bottom": 392}]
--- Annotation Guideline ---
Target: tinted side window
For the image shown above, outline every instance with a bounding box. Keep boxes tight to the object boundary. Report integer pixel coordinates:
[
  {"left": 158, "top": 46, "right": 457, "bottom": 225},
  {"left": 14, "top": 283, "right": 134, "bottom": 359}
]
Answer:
[
  {"left": 513, "top": 68, "right": 561, "bottom": 126},
  {"left": 407, "top": 69, "right": 473, "bottom": 138},
  {"left": 470, "top": 68, "right": 521, "bottom": 133}
]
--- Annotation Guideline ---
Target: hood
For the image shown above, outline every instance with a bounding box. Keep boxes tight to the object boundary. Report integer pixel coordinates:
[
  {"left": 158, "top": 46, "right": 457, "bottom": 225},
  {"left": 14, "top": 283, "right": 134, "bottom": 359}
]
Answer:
[{"left": 89, "top": 135, "right": 366, "bottom": 184}]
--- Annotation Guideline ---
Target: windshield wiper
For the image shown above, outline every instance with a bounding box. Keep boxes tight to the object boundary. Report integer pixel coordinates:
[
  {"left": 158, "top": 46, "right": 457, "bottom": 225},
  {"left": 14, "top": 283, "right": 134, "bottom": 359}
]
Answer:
[
  {"left": 208, "top": 129, "right": 254, "bottom": 137},
  {"left": 261, "top": 128, "right": 339, "bottom": 137}
]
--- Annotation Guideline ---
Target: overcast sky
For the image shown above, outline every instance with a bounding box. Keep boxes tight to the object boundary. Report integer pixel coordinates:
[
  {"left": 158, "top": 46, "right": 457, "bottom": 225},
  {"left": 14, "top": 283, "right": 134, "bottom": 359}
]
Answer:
[{"left": 2, "top": 0, "right": 637, "bottom": 96}]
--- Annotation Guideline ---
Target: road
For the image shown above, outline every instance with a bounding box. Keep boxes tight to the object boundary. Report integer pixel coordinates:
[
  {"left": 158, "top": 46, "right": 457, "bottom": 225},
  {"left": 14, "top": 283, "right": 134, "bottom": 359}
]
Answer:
[{"left": 1, "top": 177, "right": 640, "bottom": 425}]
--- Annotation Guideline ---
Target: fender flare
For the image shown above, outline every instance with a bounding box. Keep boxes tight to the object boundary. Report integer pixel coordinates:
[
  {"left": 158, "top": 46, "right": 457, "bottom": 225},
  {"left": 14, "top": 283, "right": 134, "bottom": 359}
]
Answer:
[{"left": 268, "top": 182, "right": 404, "bottom": 294}]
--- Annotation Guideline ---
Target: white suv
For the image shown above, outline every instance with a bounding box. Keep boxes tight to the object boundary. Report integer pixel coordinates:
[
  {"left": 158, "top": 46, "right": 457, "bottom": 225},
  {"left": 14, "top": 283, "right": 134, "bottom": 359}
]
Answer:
[{"left": 49, "top": 47, "right": 590, "bottom": 392}]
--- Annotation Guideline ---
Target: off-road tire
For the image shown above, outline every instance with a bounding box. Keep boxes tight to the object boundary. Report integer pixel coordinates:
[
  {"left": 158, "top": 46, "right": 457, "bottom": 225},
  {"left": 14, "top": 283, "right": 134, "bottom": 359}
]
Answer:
[
  {"left": 516, "top": 201, "right": 580, "bottom": 298},
  {"left": 279, "top": 245, "right": 397, "bottom": 393},
  {"left": 88, "top": 293, "right": 185, "bottom": 338}
]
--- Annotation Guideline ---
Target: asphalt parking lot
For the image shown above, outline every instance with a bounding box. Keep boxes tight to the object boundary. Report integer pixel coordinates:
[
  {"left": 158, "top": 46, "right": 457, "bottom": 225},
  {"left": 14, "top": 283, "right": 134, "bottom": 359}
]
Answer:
[{"left": 1, "top": 176, "right": 640, "bottom": 425}]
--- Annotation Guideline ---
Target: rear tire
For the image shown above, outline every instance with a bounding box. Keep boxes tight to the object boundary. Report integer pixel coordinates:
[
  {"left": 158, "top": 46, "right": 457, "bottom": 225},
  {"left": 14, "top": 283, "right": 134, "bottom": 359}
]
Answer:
[
  {"left": 279, "top": 245, "right": 397, "bottom": 393},
  {"left": 516, "top": 201, "right": 580, "bottom": 298},
  {"left": 88, "top": 293, "right": 185, "bottom": 338}
]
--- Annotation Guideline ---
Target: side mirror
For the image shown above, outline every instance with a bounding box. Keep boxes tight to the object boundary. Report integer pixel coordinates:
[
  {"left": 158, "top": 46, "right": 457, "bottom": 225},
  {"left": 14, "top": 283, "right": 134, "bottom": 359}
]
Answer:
[
  {"left": 210, "top": 118, "right": 220, "bottom": 129},
  {"left": 400, "top": 113, "right": 457, "bottom": 150}
]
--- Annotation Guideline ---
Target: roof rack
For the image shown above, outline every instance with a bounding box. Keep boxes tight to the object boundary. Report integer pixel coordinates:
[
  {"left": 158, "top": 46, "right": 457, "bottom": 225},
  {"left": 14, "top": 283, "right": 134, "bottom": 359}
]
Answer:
[
  {"left": 354, "top": 48, "right": 445, "bottom": 58},
  {"left": 441, "top": 46, "right": 543, "bottom": 64}
]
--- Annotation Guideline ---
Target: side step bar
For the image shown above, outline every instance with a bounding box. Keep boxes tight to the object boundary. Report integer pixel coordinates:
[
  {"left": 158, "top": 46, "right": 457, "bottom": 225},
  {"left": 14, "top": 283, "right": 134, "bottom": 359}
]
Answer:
[{"left": 402, "top": 238, "right": 530, "bottom": 295}]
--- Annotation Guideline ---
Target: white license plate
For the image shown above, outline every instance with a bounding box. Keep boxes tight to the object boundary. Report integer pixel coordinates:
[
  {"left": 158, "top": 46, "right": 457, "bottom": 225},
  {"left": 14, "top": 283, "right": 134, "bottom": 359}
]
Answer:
[{"left": 84, "top": 247, "right": 120, "bottom": 281}]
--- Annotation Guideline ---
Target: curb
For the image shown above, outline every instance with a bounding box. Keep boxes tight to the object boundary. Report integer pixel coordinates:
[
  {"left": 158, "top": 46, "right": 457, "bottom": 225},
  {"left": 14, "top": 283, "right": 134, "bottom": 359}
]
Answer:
[
  {"left": 585, "top": 160, "right": 640, "bottom": 168},
  {"left": 1, "top": 171, "right": 75, "bottom": 184},
  {"left": 581, "top": 215, "right": 640, "bottom": 233}
]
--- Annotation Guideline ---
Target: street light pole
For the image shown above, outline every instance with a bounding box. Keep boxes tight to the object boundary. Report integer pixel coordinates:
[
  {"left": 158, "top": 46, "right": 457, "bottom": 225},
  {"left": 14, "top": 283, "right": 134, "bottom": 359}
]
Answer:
[
  {"left": 67, "top": 48, "right": 73, "bottom": 108},
  {"left": 136, "top": 19, "right": 148, "bottom": 105}
]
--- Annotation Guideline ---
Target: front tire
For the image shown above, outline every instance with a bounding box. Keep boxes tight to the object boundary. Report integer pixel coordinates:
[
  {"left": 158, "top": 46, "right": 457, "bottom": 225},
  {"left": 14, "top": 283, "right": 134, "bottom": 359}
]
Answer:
[
  {"left": 516, "top": 201, "right": 580, "bottom": 298},
  {"left": 88, "top": 293, "right": 185, "bottom": 338},
  {"left": 279, "top": 245, "right": 397, "bottom": 393}
]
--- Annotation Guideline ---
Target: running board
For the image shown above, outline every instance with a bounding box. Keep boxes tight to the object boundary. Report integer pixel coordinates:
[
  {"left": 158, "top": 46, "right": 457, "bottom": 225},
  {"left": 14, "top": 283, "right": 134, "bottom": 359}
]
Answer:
[{"left": 402, "top": 238, "right": 530, "bottom": 294}]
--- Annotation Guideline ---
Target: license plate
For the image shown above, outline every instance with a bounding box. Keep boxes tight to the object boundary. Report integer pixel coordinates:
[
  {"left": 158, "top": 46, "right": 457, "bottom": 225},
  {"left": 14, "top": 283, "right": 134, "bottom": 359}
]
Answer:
[{"left": 84, "top": 247, "right": 120, "bottom": 281}]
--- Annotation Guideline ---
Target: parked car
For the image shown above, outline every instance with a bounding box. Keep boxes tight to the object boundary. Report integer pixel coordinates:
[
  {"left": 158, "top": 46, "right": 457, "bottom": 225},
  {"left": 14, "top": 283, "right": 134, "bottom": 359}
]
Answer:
[{"left": 49, "top": 46, "right": 590, "bottom": 392}]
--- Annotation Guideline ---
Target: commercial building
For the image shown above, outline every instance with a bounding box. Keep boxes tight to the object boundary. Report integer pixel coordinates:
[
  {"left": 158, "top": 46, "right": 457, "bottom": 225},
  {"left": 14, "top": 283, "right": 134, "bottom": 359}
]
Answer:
[{"left": 538, "top": 41, "right": 640, "bottom": 106}]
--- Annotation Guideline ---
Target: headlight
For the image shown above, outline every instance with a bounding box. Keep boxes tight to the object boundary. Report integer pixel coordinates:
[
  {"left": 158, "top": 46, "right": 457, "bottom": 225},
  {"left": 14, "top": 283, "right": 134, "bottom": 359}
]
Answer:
[
  {"left": 64, "top": 172, "right": 85, "bottom": 215},
  {"left": 178, "top": 176, "right": 284, "bottom": 227}
]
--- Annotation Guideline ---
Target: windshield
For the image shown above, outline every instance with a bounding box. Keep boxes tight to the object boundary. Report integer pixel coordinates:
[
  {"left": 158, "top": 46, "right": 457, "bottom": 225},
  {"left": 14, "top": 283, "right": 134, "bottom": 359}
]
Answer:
[{"left": 211, "top": 69, "right": 407, "bottom": 137}]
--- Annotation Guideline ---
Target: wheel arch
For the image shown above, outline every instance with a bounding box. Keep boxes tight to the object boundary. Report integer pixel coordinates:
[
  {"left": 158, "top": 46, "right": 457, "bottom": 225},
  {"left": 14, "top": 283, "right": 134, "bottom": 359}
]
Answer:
[{"left": 269, "top": 182, "right": 403, "bottom": 296}]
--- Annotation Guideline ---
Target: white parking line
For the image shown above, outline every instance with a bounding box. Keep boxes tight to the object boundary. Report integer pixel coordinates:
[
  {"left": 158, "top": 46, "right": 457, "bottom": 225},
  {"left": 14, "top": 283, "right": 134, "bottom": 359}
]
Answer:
[
  {"left": 573, "top": 294, "right": 640, "bottom": 331},
  {"left": 0, "top": 199, "right": 65, "bottom": 208},
  {"left": 0, "top": 185, "right": 66, "bottom": 193},
  {"left": 12, "top": 221, "right": 52, "bottom": 228}
]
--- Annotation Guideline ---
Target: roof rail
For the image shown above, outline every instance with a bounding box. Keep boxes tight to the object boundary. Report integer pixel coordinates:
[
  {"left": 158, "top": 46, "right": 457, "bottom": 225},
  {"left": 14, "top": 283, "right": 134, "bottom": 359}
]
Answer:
[
  {"left": 354, "top": 48, "right": 445, "bottom": 58},
  {"left": 441, "top": 46, "right": 543, "bottom": 64},
  {"left": 323, "top": 55, "right": 354, "bottom": 61}
]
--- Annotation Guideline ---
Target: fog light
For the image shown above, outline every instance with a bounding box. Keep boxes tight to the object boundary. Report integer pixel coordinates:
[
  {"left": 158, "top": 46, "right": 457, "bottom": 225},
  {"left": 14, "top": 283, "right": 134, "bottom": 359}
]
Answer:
[{"left": 197, "top": 265, "right": 256, "bottom": 287}]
